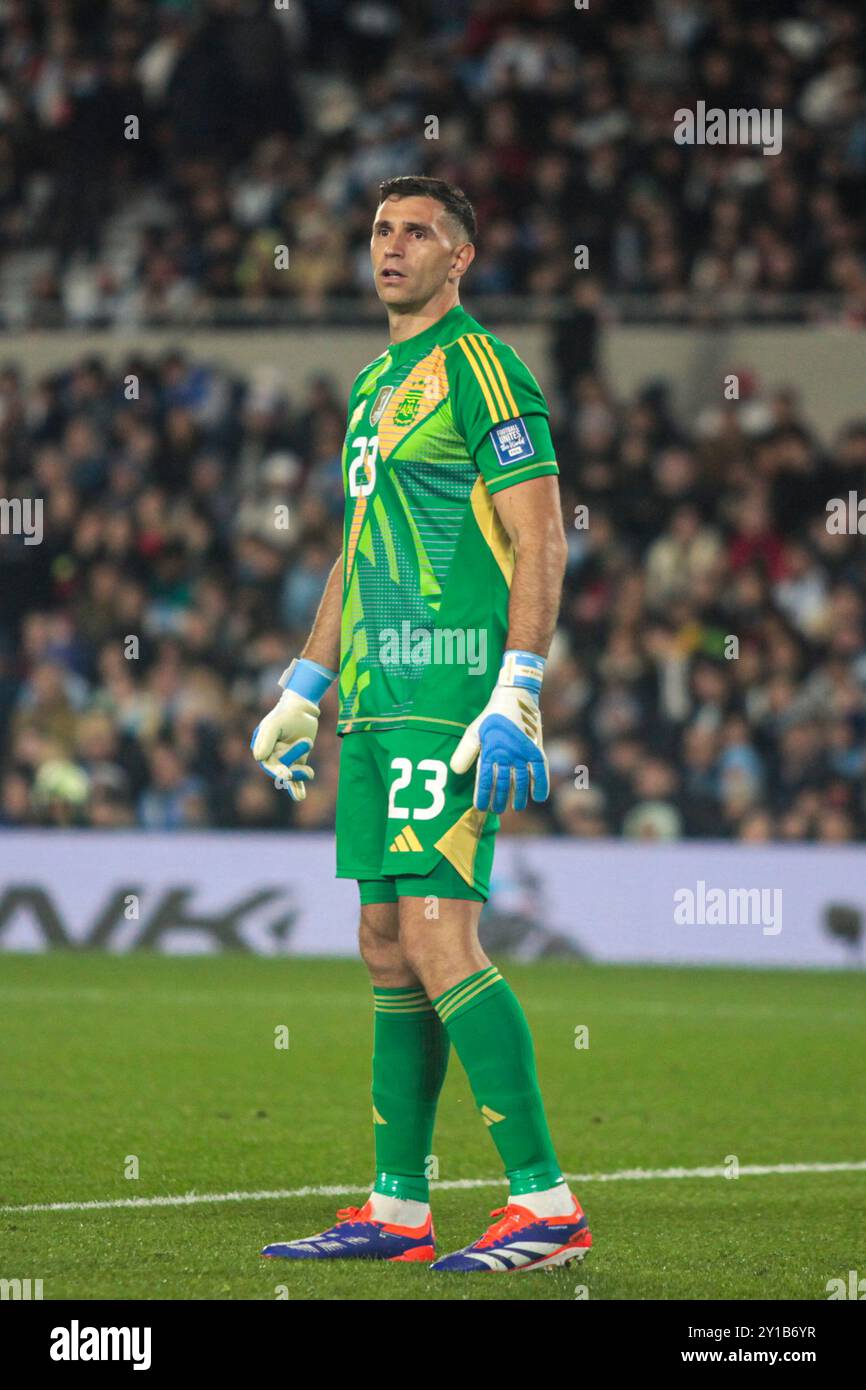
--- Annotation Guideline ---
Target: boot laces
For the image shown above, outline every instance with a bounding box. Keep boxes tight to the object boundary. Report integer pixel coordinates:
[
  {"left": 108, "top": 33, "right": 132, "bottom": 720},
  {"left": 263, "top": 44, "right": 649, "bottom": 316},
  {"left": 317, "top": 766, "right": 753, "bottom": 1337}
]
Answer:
[{"left": 476, "top": 1205, "right": 524, "bottom": 1248}]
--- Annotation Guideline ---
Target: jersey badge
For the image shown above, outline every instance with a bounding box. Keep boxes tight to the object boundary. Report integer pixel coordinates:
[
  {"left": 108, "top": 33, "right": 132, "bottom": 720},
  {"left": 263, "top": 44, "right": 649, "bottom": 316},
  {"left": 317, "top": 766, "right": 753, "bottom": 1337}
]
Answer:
[
  {"left": 370, "top": 385, "right": 394, "bottom": 425},
  {"left": 490, "top": 416, "right": 536, "bottom": 466}
]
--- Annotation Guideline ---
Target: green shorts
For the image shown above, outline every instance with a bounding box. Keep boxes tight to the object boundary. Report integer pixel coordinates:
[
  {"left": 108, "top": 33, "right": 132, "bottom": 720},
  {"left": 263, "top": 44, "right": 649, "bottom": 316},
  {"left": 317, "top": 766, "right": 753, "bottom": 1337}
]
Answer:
[{"left": 336, "top": 727, "right": 500, "bottom": 902}]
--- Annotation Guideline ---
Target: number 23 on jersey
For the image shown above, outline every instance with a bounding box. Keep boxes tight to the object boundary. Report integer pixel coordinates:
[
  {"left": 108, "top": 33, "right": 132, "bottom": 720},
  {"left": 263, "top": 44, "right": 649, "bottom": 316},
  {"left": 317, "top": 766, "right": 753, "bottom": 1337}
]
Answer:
[{"left": 348, "top": 436, "right": 379, "bottom": 498}]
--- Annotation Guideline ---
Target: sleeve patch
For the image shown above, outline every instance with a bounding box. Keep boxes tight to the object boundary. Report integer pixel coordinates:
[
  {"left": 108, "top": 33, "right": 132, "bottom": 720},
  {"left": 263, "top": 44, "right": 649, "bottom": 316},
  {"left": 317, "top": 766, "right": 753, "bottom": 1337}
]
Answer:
[{"left": 490, "top": 416, "right": 536, "bottom": 466}]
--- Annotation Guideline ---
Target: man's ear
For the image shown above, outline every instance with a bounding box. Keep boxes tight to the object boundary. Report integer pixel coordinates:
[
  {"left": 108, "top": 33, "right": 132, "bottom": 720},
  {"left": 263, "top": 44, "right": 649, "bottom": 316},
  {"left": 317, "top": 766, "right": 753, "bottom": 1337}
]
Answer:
[{"left": 451, "top": 241, "right": 476, "bottom": 281}]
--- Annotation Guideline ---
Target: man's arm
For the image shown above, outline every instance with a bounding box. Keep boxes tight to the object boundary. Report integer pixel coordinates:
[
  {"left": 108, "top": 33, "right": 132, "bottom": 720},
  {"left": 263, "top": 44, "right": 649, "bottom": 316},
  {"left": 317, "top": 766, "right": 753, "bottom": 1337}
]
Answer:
[
  {"left": 450, "top": 474, "right": 566, "bottom": 813},
  {"left": 250, "top": 554, "right": 342, "bottom": 797},
  {"left": 492, "top": 475, "right": 567, "bottom": 655},
  {"left": 300, "top": 555, "right": 343, "bottom": 671}
]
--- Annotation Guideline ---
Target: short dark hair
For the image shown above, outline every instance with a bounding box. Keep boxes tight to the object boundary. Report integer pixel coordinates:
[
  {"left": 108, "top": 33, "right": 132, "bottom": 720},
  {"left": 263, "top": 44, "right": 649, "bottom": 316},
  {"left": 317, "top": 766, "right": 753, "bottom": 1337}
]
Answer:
[{"left": 377, "top": 176, "right": 477, "bottom": 243}]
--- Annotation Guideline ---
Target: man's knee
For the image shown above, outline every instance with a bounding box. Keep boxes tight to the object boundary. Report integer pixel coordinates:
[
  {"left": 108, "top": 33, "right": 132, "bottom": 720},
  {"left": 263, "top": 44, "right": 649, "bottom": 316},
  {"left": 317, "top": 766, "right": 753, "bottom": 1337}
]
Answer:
[
  {"left": 398, "top": 896, "right": 487, "bottom": 997},
  {"left": 358, "top": 900, "right": 417, "bottom": 986}
]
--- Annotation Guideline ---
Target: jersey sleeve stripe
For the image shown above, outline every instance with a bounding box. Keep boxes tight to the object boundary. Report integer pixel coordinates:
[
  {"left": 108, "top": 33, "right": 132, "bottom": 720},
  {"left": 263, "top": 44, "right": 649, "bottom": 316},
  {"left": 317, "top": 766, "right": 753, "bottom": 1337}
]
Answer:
[
  {"left": 485, "top": 460, "right": 559, "bottom": 492},
  {"left": 457, "top": 334, "right": 508, "bottom": 422},
  {"left": 475, "top": 336, "right": 520, "bottom": 418},
  {"left": 466, "top": 334, "right": 512, "bottom": 418},
  {"left": 470, "top": 476, "right": 515, "bottom": 586}
]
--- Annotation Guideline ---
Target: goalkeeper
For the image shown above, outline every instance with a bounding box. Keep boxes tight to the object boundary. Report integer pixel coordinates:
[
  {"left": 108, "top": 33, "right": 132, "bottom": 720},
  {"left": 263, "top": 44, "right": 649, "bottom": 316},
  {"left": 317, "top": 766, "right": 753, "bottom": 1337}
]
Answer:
[{"left": 252, "top": 175, "right": 591, "bottom": 1273}]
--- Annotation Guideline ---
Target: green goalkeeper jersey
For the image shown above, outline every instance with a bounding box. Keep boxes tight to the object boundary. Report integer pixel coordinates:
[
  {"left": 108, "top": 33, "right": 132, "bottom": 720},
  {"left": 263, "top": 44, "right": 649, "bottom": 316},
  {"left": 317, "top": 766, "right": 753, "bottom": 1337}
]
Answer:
[{"left": 338, "top": 302, "right": 559, "bottom": 735}]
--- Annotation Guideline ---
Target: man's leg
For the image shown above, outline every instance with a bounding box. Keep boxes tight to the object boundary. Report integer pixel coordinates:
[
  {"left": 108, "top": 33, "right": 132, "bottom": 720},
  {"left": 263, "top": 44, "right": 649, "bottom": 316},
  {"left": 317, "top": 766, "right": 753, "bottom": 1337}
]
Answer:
[
  {"left": 358, "top": 890, "right": 450, "bottom": 1223},
  {"left": 398, "top": 894, "right": 569, "bottom": 1210},
  {"left": 260, "top": 890, "right": 450, "bottom": 1260}
]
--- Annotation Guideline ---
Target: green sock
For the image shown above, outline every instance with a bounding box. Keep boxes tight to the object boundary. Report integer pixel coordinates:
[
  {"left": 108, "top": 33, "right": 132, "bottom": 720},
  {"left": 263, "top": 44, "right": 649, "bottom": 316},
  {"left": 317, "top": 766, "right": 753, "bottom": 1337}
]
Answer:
[
  {"left": 371, "top": 985, "right": 450, "bottom": 1203},
  {"left": 431, "top": 965, "right": 564, "bottom": 1196}
]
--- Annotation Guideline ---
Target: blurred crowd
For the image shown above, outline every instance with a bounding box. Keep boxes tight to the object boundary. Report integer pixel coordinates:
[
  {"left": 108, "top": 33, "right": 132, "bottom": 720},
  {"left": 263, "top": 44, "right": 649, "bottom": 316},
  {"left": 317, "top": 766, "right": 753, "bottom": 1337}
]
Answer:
[
  {"left": 1, "top": 348, "right": 865, "bottom": 842},
  {"left": 1, "top": 0, "right": 864, "bottom": 841},
  {"left": 0, "top": 0, "right": 865, "bottom": 324}
]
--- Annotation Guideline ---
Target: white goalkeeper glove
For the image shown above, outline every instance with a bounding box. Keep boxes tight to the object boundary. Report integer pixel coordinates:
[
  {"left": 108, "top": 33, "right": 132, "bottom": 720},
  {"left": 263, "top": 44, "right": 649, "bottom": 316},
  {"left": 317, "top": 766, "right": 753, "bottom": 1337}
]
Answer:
[
  {"left": 250, "top": 657, "right": 337, "bottom": 801},
  {"left": 450, "top": 650, "right": 550, "bottom": 813}
]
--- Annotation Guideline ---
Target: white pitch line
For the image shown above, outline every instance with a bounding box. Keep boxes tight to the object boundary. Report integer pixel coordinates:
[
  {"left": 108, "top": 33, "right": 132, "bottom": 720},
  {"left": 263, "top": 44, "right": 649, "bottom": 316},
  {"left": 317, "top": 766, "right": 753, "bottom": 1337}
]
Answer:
[{"left": 3, "top": 1160, "right": 864, "bottom": 1215}]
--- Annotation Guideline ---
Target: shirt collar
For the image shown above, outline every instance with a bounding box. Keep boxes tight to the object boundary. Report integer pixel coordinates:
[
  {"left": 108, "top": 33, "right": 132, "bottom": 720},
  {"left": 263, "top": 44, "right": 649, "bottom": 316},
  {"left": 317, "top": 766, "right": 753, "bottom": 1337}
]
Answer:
[{"left": 385, "top": 304, "right": 467, "bottom": 367}]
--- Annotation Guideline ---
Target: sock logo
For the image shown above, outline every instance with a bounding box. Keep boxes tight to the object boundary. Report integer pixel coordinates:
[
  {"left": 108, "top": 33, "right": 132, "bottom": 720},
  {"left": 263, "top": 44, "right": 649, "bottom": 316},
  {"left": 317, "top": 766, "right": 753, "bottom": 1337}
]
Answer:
[{"left": 481, "top": 1104, "right": 506, "bottom": 1127}]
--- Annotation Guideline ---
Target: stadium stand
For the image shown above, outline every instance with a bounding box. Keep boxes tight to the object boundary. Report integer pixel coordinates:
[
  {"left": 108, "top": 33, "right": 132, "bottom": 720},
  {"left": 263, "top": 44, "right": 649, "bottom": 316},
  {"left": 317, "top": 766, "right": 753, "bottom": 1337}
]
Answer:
[{"left": 0, "top": 0, "right": 864, "bottom": 839}]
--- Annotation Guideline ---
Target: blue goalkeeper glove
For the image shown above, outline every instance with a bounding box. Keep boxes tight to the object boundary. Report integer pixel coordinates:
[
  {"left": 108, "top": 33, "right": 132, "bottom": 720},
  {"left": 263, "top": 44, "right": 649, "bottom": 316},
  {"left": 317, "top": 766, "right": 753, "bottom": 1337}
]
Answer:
[
  {"left": 250, "top": 657, "right": 336, "bottom": 801},
  {"left": 449, "top": 650, "right": 550, "bottom": 813}
]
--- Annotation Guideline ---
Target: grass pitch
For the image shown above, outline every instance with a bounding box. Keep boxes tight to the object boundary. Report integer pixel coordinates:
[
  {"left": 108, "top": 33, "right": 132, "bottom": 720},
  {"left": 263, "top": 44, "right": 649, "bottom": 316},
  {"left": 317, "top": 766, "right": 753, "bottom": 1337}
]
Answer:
[{"left": 1, "top": 952, "right": 864, "bottom": 1300}]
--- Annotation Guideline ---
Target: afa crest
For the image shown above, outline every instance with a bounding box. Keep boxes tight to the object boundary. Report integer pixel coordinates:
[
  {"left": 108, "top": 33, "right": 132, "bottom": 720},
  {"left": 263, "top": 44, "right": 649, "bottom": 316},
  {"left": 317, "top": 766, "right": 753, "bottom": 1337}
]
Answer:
[{"left": 394, "top": 388, "right": 424, "bottom": 427}]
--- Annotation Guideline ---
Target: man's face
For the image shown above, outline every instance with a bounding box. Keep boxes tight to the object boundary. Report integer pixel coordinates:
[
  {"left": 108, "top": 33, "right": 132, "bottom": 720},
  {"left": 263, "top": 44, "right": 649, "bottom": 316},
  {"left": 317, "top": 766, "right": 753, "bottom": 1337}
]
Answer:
[{"left": 370, "top": 194, "right": 471, "bottom": 308}]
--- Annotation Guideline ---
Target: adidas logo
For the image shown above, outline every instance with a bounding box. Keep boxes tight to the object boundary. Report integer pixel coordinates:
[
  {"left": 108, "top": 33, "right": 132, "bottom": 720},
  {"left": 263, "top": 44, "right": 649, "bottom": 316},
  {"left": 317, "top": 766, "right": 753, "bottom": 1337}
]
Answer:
[
  {"left": 481, "top": 1105, "right": 506, "bottom": 1127},
  {"left": 388, "top": 825, "right": 423, "bottom": 853},
  {"left": 518, "top": 698, "right": 540, "bottom": 739}
]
